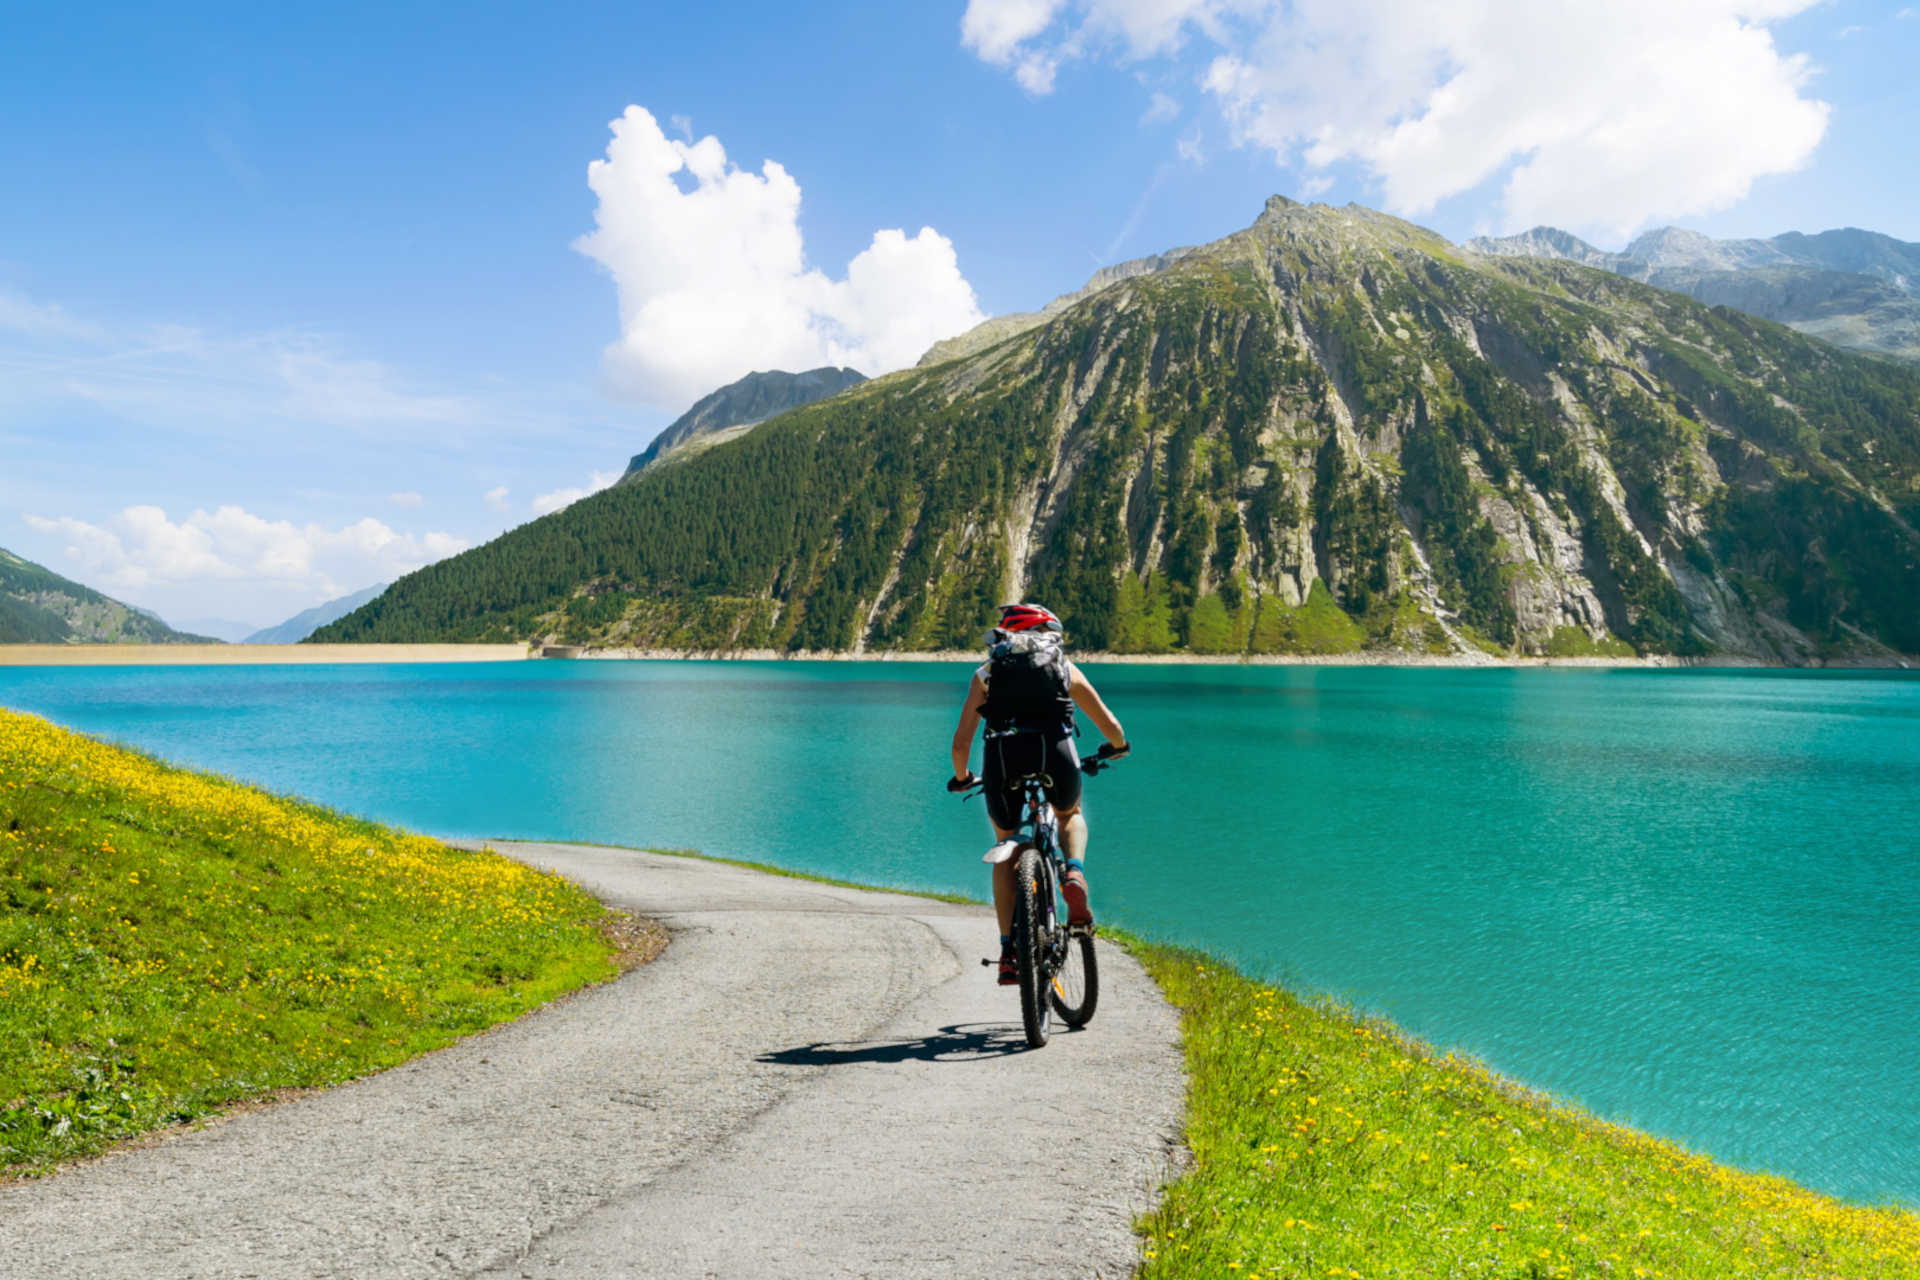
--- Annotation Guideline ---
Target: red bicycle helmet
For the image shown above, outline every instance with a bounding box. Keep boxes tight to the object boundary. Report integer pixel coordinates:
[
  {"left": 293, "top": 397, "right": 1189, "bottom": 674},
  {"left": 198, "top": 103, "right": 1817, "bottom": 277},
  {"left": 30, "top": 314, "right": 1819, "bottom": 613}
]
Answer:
[{"left": 997, "top": 603, "right": 1063, "bottom": 634}]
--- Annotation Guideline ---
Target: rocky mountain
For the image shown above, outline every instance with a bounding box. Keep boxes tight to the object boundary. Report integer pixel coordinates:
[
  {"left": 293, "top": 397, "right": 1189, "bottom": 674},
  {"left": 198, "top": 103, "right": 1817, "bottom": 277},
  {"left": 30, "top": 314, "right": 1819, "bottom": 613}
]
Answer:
[
  {"left": 244, "top": 583, "right": 387, "bottom": 644},
  {"left": 1470, "top": 225, "right": 1920, "bottom": 364},
  {"left": 620, "top": 367, "right": 867, "bottom": 478},
  {"left": 0, "top": 547, "right": 215, "bottom": 644},
  {"left": 315, "top": 197, "right": 1920, "bottom": 664}
]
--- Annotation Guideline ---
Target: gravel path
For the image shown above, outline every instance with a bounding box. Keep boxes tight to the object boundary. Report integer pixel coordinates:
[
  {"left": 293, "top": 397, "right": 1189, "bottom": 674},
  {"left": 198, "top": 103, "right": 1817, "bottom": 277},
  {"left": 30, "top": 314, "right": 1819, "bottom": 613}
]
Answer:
[{"left": 0, "top": 842, "right": 1186, "bottom": 1278}]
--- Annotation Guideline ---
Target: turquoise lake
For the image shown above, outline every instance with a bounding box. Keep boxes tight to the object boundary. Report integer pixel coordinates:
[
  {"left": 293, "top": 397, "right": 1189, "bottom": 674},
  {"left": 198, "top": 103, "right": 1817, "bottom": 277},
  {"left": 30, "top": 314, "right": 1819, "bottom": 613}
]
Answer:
[{"left": 2, "top": 660, "right": 1917, "bottom": 1207}]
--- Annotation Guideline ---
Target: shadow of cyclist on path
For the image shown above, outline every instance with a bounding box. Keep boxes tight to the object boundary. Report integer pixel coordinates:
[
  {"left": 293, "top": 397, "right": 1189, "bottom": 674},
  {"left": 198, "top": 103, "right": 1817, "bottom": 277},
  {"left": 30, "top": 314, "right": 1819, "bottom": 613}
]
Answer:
[{"left": 756, "top": 1022, "right": 1069, "bottom": 1066}]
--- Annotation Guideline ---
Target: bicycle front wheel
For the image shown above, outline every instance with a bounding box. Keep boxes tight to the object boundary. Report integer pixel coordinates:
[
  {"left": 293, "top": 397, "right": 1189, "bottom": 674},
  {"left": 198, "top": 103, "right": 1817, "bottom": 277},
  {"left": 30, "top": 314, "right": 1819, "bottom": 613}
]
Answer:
[
  {"left": 1048, "top": 929, "right": 1098, "bottom": 1028},
  {"left": 1011, "top": 847, "right": 1053, "bottom": 1048}
]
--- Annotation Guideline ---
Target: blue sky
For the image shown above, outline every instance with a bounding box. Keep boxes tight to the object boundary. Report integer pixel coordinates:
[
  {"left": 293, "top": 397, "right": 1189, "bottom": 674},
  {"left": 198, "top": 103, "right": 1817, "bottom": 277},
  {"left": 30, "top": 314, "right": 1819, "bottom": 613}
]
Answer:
[{"left": 4, "top": 1, "right": 1916, "bottom": 631}]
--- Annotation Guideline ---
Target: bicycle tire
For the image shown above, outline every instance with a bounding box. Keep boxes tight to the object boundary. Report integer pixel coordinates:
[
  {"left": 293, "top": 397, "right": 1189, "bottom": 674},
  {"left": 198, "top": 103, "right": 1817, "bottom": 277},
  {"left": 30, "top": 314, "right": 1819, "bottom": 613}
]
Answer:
[
  {"left": 1048, "top": 929, "right": 1099, "bottom": 1027},
  {"left": 1012, "top": 847, "right": 1052, "bottom": 1048}
]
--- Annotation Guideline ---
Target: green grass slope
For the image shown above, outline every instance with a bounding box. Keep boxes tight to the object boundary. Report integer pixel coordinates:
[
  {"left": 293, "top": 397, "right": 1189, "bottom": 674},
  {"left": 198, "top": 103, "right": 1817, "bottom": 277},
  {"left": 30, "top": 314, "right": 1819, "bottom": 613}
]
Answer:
[
  {"left": 0, "top": 708, "right": 620, "bottom": 1174},
  {"left": 1128, "top": 939, "right": 1920, "bottom": 1279}
]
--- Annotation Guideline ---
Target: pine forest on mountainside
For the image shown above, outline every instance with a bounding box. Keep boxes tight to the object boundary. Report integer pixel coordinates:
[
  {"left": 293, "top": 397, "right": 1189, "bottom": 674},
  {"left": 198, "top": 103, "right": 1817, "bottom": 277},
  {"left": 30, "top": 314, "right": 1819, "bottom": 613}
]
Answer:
[{"left": 314, "top": 198, "right": 1920, "bottom": 664}]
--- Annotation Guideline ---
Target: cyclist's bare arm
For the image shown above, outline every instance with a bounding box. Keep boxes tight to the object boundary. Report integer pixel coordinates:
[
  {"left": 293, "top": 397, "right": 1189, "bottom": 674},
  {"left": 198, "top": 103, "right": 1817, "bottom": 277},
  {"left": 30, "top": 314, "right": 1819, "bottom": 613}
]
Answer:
[
  {"left": 951, "top": 671, "right": 986, "bottom": 779},
  {"left": 1068, "top": 666, "right": 1127, "bottom": 751}
]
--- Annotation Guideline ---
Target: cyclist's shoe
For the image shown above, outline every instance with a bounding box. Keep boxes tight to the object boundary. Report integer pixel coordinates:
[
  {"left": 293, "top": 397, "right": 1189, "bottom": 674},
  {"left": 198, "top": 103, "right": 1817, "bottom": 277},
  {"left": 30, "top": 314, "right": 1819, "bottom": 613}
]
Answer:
[
  {"left": 1062, "top": 869, "right": 1094, "bottom": 927},
  {"left": 997, "top": 952, "right": 1019, "bottom": 985}
]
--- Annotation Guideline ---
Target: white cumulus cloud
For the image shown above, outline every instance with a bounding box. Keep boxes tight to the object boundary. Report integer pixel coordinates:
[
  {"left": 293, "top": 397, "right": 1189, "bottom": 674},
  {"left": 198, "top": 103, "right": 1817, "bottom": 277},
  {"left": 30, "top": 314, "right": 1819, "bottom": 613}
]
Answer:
[
  {"left": 962, "top": 0, "right": 1071, "bottom": 91},
  {"left": 484, "top": 485, "right": 511, "bottom": 513},
  {"left": 531, "top": 471, "right": 620, "bottom": 517},
  {"left": 961, "top": 0, "right": 1832, "bottom": 238},
  {"left": 572, "top": 106, "right": 987, "bottom": 410},
  {"left": 24, "top": 505, "right": 466, "bottom": 609}
]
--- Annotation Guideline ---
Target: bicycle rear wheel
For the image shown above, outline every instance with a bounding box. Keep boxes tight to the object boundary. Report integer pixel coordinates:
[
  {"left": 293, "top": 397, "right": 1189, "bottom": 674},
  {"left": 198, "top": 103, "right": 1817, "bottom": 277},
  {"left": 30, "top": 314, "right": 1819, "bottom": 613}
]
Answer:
[
  {"left": 1048, "top": 929, "right": 1098, "bottom": 1027},
  {"left": 1011, "top": 847, "right": 1052, "bottom": 1048}
]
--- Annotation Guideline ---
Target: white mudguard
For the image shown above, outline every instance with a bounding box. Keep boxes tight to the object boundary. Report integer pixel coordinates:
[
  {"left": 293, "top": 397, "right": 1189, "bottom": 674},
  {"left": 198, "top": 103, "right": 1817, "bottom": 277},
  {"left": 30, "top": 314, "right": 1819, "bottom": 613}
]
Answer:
[{"left": 981, "top": 839, "right": 1023, "bottom": 865}]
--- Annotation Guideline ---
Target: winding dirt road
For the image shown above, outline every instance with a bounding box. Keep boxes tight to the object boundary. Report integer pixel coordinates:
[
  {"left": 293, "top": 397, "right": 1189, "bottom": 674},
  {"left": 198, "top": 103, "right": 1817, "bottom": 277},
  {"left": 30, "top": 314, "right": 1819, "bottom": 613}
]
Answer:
[{"left": 0, "top": 842, "right": 1186, "bottom": 1278}]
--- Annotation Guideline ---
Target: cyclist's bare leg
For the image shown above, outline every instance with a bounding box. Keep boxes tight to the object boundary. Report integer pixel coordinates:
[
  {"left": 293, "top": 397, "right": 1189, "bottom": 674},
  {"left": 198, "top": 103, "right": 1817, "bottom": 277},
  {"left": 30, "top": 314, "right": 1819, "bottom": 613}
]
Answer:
[
  {"left": 1057, "top": 804, "right": 1093, "bottom": 924},
  {"left": 1058, "top": 805, "right": 1087, "bottom": 865},
  {"left": 990, "top": 822, "right": 1016, "bottom": 938}
]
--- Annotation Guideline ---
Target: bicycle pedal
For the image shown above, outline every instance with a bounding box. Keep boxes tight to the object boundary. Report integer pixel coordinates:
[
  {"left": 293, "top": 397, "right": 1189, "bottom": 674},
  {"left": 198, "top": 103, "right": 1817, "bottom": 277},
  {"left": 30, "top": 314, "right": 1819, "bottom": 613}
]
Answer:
[{"left": 1069, "top": 923, "right": 1097, "bottom": 938}]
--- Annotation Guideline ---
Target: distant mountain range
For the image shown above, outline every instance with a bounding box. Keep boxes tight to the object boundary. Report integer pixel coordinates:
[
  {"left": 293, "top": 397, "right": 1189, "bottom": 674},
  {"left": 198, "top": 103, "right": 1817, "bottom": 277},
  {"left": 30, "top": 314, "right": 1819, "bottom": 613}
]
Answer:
[
  {"left": 0, "top": 546, "right": 214, "bottom": 644},
  {"left": 169, "top": 617, "right": 259, "bottom": 644},
  {"left": 1470, "top": 225, "right": 1920, "bottom": 364},
  {"left": 316, "top": 196, "right": 1920, "bottom": 664},
  {"left": 620, "top": 367, "right": 869, "bottom": 478},
  {"left": 247, "top": 583, "right": 387, "bottom": 644}
]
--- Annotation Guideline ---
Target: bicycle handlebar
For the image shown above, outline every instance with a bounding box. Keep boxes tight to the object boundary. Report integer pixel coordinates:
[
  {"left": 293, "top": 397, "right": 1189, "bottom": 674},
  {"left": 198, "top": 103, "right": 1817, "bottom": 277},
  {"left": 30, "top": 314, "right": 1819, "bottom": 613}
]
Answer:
[{"left": 948, "top": 742, "right": 1131, "bottom": 794}]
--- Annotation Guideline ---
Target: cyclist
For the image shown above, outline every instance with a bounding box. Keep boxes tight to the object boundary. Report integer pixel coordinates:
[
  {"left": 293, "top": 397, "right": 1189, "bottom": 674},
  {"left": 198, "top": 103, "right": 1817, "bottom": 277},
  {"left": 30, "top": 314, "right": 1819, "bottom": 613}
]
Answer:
[{"left": 947, "top": 603, "right": 1129, "bottom": 985}]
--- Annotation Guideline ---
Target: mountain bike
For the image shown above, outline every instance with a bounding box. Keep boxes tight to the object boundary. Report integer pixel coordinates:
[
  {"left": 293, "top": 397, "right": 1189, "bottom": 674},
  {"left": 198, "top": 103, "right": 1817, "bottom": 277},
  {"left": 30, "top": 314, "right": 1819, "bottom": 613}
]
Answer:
[{"left": 961, "top": 742, "right": 1123, "bottom": 1048}]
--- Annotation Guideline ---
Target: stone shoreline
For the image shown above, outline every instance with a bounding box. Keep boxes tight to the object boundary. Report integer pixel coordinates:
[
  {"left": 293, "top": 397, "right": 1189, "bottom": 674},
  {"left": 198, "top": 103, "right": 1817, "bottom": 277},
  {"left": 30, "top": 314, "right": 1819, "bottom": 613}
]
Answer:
[
  {"left": 5, "top": 642, "right": 1909, "bottom": 670},
  {"left": 550, "top": 645, "right": 1914, "bottom": 669}
]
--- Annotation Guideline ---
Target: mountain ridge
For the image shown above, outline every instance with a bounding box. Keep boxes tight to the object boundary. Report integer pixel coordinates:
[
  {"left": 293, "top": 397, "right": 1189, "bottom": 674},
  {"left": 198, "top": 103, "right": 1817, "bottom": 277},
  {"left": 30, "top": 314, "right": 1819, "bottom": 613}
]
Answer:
[
  {"left": 0, "top": 547, "right": 215, "bottom": 645},
  {"left": 1470, "top": 223, "right": 1920, "bottom": 364},
  {"left": 916, "top": 246, "right": 1199, "bottom": 368},
  {"left": 243, "top": 583, "right": 388, "bottom": 644},
  {"left": 620, "top": 367, "right": 867, "bottom": 478},
  {"left": 315, "top": 197, "right": 1920, "bottom": 665}
]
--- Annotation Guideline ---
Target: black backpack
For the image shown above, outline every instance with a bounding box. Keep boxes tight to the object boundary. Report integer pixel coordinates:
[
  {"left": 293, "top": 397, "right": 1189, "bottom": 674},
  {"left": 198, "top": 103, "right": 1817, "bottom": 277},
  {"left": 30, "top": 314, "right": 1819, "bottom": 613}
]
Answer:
[{"left": 981, "top": 632, "right": 1074, "bottom": 733}]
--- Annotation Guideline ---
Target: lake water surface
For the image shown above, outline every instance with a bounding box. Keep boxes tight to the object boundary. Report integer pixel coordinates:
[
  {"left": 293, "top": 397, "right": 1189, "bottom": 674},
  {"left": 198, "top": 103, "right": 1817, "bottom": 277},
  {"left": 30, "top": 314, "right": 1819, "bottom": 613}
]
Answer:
[{"left": 3, "top": 659, "right": 1916, "bottom": 1206}]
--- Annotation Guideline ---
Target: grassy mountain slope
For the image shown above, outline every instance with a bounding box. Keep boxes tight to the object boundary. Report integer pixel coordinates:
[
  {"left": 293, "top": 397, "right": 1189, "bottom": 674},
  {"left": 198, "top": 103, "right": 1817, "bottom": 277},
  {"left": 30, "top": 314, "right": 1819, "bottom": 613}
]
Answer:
[
  {"left": 0, "top": 547, "right": 213, "bottom": 645},
  {"left": 316, "top": 198, "right": 1920, "bottom": 663}
]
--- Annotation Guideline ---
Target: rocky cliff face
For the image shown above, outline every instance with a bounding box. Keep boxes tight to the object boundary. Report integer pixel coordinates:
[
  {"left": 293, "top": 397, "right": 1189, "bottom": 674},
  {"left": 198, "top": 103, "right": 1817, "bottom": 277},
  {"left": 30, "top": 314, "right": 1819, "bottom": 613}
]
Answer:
[
  {"left": 320, "top": 197, "right": 1920, "bottom": 663},
  {"left": 1471, "top": 224, "right": 1920, "bottom": 364},
  {"left": 620, "top": 366, "right": 868, "bottom": 477}
]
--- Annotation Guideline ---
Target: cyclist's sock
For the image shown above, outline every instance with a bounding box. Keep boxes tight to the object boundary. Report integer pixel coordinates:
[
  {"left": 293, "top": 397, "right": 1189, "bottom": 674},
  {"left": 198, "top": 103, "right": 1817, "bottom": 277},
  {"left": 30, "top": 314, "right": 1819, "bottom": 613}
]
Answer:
[
  {"left": 999, "top": 934, "right": 1012, "bottom": 955},
  {"left": 1064, "top": 858, "right": 1085, "bottom": 875}
]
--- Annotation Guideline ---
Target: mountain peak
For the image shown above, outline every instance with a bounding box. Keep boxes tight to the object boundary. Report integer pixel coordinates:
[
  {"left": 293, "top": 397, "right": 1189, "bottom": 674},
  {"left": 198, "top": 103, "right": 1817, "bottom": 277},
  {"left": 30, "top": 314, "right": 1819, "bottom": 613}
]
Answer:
[
  {"left": 1468, "top": 227, "right": 1618, "bottom": 269},
  {"left": 1622, "top": 226, "right": 1789, "bottom": 273},
  {"left": 622, "top": 366, "right": 868, "bottom": 477},
  {"left": 1256, "top": 193, "right": 1299, "bottom": 223}
]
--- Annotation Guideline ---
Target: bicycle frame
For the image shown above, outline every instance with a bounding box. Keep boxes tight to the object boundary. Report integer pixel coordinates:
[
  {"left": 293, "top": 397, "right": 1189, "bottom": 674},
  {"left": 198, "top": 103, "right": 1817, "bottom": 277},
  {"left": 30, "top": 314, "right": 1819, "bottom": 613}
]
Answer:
[
  {"left": 976, "top": 764, "right": 1101, "bottom": 941},
  {"left": 1013, "top": 775, "right": 1060, "bottom": 862},
  {"left": 1013, "top": 775, "right": 1067, "bottom": 935}
]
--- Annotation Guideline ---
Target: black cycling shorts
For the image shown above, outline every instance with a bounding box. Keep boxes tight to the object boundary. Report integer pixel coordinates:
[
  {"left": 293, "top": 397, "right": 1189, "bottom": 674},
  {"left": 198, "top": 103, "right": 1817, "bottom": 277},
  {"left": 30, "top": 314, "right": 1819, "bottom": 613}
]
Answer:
[{"left": 981, "top": 730, "right": 1082, "bottom": 832}]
